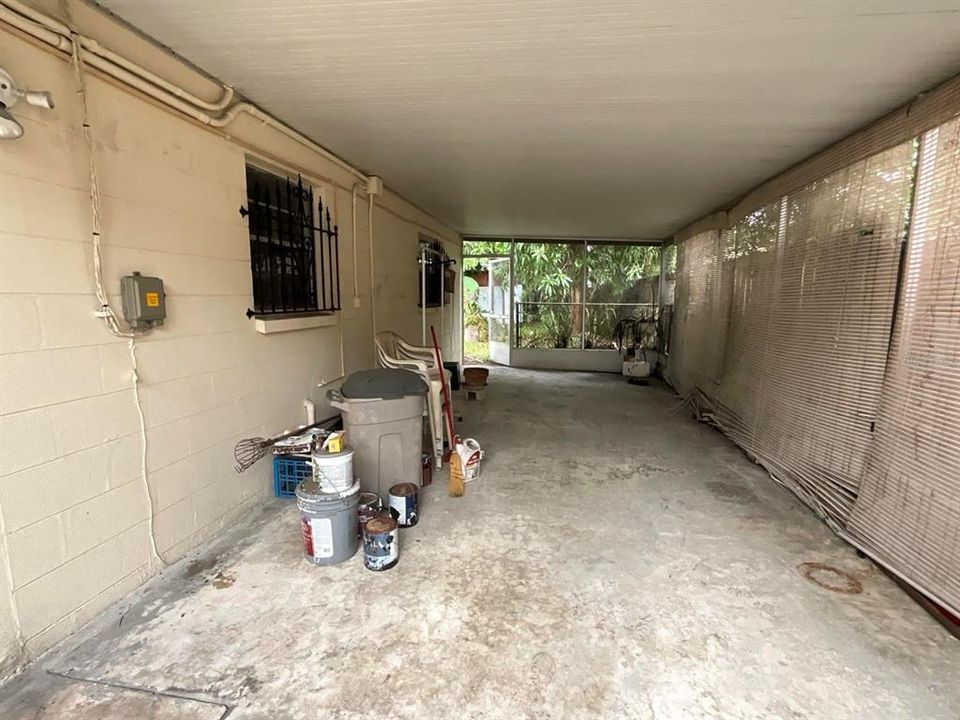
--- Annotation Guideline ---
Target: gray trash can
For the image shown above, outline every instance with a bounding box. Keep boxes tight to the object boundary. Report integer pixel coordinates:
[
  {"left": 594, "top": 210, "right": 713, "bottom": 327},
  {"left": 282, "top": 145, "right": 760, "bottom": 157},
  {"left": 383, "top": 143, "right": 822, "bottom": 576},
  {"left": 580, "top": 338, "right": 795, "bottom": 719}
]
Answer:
[{"left": 328, "top": 369, "right": 426, "bottom": 504}]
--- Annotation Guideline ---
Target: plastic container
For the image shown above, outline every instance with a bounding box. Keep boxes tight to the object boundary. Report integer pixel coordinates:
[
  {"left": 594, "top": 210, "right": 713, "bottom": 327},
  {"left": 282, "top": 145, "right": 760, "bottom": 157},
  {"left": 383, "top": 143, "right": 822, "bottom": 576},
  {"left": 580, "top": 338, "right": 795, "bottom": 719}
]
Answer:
[
  {"left": 328, "top": 369, "right": 427, "bottom": 504},
  {"left": 273, "top": 455, "right": 311, "bottom": 498},
  {"left": 443, "top": 361, "right": 461, "bottom": 390},
  {"left": 296, "top": 479, "right": 360, "bottom": 565},
  {"left": 458, "top": 438, "right": 484, "bottom": 482},
  {"left": 309, "top": 446, "right": 355, "bottom": 494}
]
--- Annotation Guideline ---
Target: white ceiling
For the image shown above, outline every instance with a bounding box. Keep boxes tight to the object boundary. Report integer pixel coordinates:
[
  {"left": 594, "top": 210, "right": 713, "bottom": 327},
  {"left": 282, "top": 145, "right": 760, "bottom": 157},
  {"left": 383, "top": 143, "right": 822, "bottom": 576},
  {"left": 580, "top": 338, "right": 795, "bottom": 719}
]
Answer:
[{"left": 96, "top": 0, "right": 960, "bottom": 238}]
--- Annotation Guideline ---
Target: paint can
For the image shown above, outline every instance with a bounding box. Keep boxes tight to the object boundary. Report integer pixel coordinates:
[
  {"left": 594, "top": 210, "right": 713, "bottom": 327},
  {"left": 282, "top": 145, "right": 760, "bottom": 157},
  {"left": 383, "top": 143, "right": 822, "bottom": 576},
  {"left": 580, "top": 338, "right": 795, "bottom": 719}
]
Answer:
[
  {"left": 357, "top": 491, "right": 382, "bottom": 537},
  {"left": 309, "top": 446, "right": 355, "bottom": 494},
  {"left": 296, "top": 479, "right": 359, "bottom": 565},
  {"left": 363, "top": 516, "right": 399, "bottom": 571},
  {"left": 388, "top": 482, "right": 419, "bottom": 527}
]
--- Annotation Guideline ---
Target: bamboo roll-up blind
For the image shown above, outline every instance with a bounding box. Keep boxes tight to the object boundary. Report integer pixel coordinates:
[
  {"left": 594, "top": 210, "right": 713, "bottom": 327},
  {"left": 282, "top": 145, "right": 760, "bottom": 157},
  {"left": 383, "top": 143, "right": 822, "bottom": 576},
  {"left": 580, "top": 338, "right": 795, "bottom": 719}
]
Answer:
[
  {"left": 693, "top": 142, "right": 916, "bottom": 528},
  {"left": 672, "top": 74, "right": 960, "bottom": 243},
  {"left": 847, "top": 119, "right": 960, "bottom": 615},
  {"left": 669, "top": 107, "right": 960, "bottom": 614},
  {"left": 667, "top": 229, "right": 728, "bottom": 394},
  {"left": 713, "top": 201, "right": 783, "bottom": 446}
]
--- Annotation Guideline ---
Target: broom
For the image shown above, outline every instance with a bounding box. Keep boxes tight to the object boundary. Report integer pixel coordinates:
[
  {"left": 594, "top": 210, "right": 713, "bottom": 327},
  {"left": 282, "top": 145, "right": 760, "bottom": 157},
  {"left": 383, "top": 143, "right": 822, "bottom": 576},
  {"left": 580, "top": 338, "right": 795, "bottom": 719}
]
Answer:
[
  {"left": 449, "top": 437, "right": 465, "bottom": 497},
  {"left": 429, "top": 325, "right": 463, "bottom": 497}
]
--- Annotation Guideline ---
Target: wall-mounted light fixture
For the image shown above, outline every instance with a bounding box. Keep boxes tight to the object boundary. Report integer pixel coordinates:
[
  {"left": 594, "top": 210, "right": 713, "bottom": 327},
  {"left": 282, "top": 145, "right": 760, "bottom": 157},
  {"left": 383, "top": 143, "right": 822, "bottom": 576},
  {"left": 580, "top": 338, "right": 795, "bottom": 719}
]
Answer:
[{"left": 0, "top": 67, "right": 55, "bottom": 140}]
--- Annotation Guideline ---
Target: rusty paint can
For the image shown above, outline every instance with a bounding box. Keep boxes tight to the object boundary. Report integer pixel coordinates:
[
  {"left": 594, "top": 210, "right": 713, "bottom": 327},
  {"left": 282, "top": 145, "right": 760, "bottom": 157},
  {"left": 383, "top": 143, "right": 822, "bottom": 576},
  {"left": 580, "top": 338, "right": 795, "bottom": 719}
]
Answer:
[
  {"left": 357, "top": 492, "right": 382, "bottom": 537},
  {"left": 388, "top": 482, "right": 419, "bottom": 527},
  {"left": 363, "top": 516, "right": 399, "bottom": 571}
]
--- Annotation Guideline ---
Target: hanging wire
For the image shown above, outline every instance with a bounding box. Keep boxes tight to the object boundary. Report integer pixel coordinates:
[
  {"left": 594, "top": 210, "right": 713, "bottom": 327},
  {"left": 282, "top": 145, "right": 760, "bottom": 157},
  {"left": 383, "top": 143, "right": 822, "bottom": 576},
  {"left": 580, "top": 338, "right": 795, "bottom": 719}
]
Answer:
[{"left": 62, "top": 2, "right": 166, "bottom": 567}]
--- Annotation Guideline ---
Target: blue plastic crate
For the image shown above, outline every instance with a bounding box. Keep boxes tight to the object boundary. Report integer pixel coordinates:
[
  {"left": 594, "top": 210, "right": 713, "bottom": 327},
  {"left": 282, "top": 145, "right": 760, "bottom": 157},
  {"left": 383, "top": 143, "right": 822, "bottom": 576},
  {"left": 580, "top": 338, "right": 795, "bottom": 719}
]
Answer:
[{"left": 273, "top": 454, "right": 311, "bottom": 498}]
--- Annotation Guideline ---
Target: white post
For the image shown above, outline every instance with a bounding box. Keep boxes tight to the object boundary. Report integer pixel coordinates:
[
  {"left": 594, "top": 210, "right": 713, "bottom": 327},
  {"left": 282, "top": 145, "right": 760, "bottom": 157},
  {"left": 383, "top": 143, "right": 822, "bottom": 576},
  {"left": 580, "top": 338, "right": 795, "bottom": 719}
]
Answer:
[
  {"left": 440, "top": 251, "right": 445, "bottom": 353},
  {"left": 420, "top": 244, "right": 428, "bottom": 346}
]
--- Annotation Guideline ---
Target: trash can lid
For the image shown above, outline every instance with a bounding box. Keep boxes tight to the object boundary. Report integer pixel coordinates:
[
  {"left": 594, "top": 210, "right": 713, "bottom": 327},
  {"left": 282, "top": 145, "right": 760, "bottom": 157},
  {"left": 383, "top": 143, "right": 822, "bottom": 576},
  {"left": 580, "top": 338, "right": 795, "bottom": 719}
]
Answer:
[{"left": 341, "top": 369, "right": 427, "bottom": 399}]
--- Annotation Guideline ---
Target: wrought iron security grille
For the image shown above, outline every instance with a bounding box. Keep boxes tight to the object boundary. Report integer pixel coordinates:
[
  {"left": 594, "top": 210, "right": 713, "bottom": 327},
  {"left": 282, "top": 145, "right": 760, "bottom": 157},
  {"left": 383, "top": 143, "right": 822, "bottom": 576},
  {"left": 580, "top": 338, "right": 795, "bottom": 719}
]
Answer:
[{"left": 241, "top": 165, "right": 340, "bottom": 316}]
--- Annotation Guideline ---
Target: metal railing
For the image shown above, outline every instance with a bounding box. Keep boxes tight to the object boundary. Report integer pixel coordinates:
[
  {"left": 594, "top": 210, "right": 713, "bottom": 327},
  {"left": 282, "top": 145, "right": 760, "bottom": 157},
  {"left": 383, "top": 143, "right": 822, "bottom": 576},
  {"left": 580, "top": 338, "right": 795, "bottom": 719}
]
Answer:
[
  {"left": 514, "top": 301, "right": 657, "bottom": 349},
  {"left": 241, "top": 166, "right": 340, "bottom": 316}
]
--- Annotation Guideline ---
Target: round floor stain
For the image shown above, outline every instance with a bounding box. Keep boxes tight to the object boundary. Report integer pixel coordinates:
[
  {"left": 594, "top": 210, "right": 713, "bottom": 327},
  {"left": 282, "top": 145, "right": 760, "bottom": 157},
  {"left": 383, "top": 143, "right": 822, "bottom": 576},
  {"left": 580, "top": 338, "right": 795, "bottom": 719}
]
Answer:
[{"left": 798, "top": 562, "right": 863, "bottom": 594}]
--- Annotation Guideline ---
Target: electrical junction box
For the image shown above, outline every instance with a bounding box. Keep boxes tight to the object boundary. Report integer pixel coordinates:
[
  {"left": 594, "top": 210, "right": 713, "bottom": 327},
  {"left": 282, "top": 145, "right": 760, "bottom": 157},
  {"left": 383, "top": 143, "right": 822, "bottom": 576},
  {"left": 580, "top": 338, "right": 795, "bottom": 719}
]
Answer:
[{"left": 121, "top": 272, "right": 166, "bottom": 329}]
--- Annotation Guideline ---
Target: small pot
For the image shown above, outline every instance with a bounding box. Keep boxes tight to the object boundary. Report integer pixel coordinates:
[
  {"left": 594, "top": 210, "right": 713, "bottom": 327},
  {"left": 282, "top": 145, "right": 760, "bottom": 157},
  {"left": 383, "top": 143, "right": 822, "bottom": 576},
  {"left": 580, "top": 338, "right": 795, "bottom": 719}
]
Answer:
[{"left": 463, "top": 367, "right": 489, "bottom": 386}]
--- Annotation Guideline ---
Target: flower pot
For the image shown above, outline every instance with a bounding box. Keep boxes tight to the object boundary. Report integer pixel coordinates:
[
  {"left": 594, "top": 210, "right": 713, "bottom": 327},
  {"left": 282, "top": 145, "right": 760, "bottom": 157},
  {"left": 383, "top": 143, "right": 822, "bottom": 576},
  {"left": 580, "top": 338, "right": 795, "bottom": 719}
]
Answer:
[{"left": 467, "top": 269, "right": 489, "bottom": 287}]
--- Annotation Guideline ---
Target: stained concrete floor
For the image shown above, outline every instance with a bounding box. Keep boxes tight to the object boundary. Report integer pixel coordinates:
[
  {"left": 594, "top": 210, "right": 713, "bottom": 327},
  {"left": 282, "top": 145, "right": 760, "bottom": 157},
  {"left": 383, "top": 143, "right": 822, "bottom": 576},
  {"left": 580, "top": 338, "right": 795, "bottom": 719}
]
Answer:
[{"left": 1, "top": 368, "right": 959, "bottom": 719}]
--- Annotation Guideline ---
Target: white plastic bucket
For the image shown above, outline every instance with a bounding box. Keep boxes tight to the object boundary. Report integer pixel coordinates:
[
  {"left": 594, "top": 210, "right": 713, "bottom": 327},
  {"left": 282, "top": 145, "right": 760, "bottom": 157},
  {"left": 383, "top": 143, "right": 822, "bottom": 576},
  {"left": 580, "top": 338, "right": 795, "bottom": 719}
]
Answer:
[{"left": 310, "top": 446, "right": 355, "bottom": 494}]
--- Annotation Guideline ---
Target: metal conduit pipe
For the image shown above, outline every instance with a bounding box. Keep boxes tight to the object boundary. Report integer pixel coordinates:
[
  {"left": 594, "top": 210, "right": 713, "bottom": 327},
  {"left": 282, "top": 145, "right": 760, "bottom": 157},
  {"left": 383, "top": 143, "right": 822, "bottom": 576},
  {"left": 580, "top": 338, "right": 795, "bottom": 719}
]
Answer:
[{"left": 0, "top": 0, "right": 369, "bottom": 184}]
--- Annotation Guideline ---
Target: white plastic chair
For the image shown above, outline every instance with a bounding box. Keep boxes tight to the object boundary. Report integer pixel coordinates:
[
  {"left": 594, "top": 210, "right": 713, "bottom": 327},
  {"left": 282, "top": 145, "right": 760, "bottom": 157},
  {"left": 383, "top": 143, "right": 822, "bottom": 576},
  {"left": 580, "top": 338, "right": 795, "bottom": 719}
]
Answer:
[{"left": 375, "top": 331, "right": 453, "bottom": 468}]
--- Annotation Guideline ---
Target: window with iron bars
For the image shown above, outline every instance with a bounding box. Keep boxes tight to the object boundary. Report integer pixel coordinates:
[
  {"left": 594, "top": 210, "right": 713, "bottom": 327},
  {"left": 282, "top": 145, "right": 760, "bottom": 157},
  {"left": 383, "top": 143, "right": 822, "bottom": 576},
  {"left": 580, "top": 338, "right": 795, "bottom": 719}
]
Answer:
[{"left": 241, "top": 165, "right": 341, "bottom": 317}]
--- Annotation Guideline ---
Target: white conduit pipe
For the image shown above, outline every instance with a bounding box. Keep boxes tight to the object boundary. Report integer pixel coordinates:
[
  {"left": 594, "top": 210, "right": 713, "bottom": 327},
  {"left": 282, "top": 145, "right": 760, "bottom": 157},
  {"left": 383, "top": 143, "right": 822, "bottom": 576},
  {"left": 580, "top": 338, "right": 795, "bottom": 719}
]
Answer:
[
  {"left": 6, "top": 0, "right": 232, "bottom": 110},
  {"left": 368, "top": 192, "right": 378, "bottom": 356},
  {"left": 421, "top": 245, "right": 428, "bottom": 345},
  {"left": 4, "top": 0, "right": 232, "bottom": 111},
  {"left": 351, "top": 182, "right": 363, "bottom": 301},
  {"left": 0, "top": 0, "right": 368, "bottom": 183},
  {"left": 205, "top": 102, "right": 368, "bottom": 183},
  {"left": 0, "top": 4, "right": 218, "bottom": 123},
  {"left": 86, "top": 39, "right": 234, "bottom": 112}
]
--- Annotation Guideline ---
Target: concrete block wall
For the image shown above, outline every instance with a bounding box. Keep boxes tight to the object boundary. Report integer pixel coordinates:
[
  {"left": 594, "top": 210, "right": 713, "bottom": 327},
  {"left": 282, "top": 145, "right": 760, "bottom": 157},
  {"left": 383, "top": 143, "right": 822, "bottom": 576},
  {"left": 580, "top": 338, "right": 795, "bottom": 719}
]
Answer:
[
  {"left": 0, "top": 24, "right": 460, "bottom": 677},
  {"left": 372, "top": 205, "right": 460, "bottom": 355}
]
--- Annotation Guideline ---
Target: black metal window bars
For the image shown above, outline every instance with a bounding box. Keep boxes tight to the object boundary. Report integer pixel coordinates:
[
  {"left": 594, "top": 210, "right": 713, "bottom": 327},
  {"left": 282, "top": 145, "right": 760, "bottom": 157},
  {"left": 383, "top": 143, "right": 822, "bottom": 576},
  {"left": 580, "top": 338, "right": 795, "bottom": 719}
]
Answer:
[{"left": 241, "top": 165, "right": 341, "bottom": 317}]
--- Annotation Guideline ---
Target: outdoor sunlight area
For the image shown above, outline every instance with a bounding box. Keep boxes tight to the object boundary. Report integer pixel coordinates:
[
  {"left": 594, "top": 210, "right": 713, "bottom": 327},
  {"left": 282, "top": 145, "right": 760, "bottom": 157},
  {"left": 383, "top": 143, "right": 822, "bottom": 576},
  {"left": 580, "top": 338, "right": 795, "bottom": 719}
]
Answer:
[{"left": 462, "top": 239, "right": 671, "bottom": 365}]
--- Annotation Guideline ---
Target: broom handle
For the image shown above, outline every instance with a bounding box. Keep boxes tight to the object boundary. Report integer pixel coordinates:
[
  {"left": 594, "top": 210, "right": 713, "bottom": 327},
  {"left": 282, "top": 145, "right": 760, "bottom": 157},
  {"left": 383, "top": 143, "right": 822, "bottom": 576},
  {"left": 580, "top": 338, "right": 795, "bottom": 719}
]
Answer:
[
  {"left": 430, "top": 325, "right": 456, "bottom": 445},
  {"left": 263, "top": 414, "right": 340, "bottom": 447}
]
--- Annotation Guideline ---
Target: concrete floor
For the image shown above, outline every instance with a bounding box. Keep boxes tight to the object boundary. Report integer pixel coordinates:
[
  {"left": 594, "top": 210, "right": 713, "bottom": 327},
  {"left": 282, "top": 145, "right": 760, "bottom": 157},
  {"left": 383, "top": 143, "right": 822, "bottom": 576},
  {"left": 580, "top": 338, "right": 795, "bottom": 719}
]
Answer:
[{"left": 1, "top": 368, "right": 958, "bottom": 719}]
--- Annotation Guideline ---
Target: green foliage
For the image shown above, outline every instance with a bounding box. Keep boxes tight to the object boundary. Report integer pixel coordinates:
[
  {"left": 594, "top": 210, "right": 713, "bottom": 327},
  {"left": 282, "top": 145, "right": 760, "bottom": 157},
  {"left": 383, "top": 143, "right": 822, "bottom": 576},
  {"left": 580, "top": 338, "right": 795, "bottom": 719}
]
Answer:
[
  {"left": 462, "top": 240, "right": 664, "bottom": 351},
  {"left": 462, "top": 275, "right": 488, "bottom": 349},
  {"left": 463, "top": 339, "right": 489, "bottom": 362},
  {"left": 463, "top": 279, "right": 488, "bottom": 341},
  {"left": 463, "top": 240, "right": 510, "bottom": 256},
  {"left": 514, "top": 242, "right": 661, "bottom": 348},
  {"left": 663, "top": 244, "right": 677, "bottom": 276},
  {"left": 585, "top": 244, "right": 661, "bottom": 303}
]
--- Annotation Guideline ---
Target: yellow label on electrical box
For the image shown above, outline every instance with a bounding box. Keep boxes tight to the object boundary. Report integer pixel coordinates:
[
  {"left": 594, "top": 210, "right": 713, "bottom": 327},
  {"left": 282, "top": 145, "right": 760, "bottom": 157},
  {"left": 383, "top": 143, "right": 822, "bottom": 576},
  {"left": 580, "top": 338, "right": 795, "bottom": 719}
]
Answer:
[{"left": 145, "top": 292, "right": 160, "bottom": 308}]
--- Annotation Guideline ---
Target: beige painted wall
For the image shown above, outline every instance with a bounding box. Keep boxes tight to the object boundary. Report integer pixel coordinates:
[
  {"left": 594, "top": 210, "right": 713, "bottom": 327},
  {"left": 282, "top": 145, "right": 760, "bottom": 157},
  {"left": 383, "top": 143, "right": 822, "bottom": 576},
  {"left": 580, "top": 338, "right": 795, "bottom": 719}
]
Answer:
[{"left": 0, "top": 22, "right": 460, "bottom": 677}]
